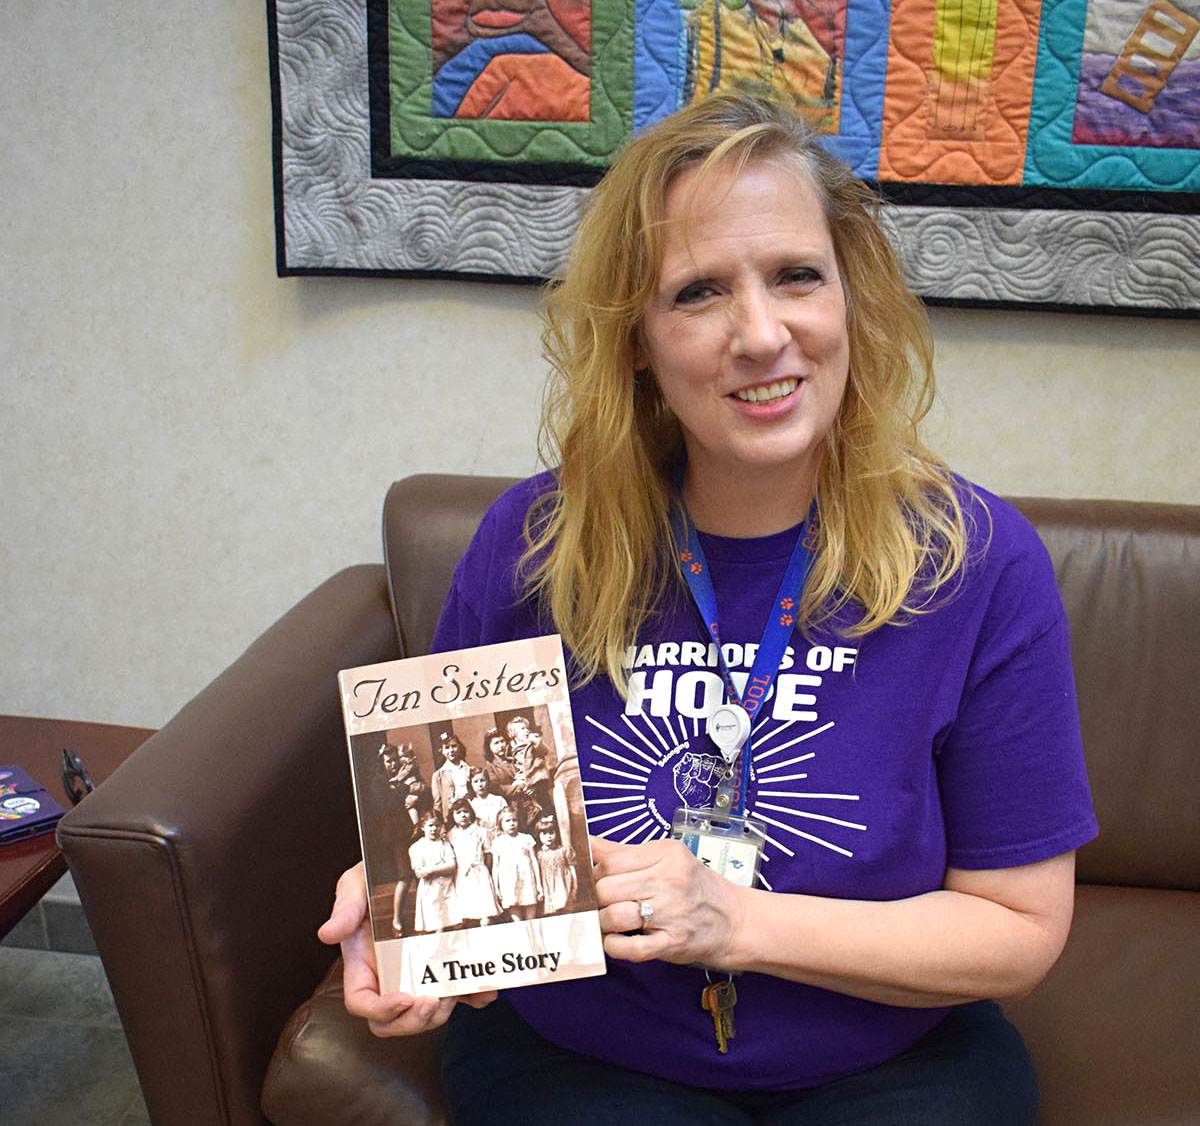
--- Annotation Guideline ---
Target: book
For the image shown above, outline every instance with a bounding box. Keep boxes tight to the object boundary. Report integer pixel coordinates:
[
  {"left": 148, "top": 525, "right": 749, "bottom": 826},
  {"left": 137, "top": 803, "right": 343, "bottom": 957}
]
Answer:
[
  {"left": 338, "top": 635, "right": 607, "bottom": 999},
  {"left": 0, "top": 766, "right": 68, "bottom": 843}
]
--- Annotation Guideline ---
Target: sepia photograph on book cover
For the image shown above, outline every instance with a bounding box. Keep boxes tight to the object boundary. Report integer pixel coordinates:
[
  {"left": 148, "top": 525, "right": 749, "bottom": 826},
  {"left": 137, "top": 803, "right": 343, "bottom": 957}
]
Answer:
[{"left": 339, "top": 635, "right": 606, "bottom": 999}]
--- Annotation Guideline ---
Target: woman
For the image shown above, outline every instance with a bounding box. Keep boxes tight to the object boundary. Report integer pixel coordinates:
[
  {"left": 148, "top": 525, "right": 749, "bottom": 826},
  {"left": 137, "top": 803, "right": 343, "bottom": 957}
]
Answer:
[
  {"left": 479, "top": 728, "right": 516, "bottom": 797},
  {"left": 375, "top": 742, "right": 419, "bottom": 937},
  {"left": 321, "top": 93, "right": 1096, "bottom": 1123}
]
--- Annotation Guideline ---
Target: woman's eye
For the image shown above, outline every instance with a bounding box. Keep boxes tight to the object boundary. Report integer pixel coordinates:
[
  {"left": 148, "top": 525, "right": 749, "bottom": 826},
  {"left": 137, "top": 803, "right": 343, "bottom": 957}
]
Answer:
[
  {"left": 674, "top": 282, "right": 715, "bottom": 305},
  {"left": 781, "top": 267, "right": 821, "bottom": 286}
]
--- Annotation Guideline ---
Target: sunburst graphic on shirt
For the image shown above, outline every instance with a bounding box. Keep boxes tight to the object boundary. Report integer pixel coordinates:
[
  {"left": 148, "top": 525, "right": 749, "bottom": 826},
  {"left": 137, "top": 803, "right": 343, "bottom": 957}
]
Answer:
[{"left": 580, "top": 709, "right": 866, "bottom": 889}]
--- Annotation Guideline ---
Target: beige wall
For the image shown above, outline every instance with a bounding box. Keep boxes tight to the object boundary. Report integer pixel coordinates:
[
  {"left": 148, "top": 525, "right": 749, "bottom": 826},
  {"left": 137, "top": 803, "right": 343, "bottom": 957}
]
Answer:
[{"left": 2, "top": 2, "right": 1197, "bottom": 730}]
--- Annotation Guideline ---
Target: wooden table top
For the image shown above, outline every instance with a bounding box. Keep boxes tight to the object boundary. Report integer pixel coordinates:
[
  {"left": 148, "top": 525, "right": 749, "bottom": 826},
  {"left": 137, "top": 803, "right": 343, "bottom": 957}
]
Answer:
[{"left": 0, "top": 715, "right": 154, "bottom": 938}]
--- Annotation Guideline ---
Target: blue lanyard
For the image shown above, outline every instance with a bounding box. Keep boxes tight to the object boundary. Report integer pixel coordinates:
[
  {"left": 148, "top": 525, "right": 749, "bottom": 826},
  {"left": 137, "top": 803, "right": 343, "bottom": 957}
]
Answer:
[{"left": 672, "top": 499, "right": 820, "bottom": 816}]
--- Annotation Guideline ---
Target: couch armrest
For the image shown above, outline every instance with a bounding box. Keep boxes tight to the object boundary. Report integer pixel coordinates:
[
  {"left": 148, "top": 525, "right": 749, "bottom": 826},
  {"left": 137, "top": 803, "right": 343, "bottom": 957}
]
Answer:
[
  {"left": 58, "top": 564, "right": 398, "bottom": 1126},
  {"left": 1004, "top": 884, "right": 1200, "bottom": 1126},
  {"left": 262, "top": 959, "right": 447, "bottom": 1126}
]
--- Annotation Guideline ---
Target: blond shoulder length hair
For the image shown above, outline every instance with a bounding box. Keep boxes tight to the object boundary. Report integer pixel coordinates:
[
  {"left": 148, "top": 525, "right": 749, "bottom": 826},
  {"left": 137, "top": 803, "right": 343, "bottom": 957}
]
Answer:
[{"left": 521, "top": 93, "right": 971, "bottom": 694}]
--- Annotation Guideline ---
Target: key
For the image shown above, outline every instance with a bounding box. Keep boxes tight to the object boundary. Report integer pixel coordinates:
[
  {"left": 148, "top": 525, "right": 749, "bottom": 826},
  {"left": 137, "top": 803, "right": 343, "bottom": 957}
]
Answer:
[
  {"left": 712, "top": 977, "right": 737, "bottom": 1045},
  {"left": 700, "top": 983, "right": 728, "bottom": 1053}
]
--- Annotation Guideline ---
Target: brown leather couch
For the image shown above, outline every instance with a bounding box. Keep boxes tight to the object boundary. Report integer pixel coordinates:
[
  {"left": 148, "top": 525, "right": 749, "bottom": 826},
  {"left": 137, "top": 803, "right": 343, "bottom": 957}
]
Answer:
[{"left": 58, "top": 475, "right": 1200, "bottom": 1126}]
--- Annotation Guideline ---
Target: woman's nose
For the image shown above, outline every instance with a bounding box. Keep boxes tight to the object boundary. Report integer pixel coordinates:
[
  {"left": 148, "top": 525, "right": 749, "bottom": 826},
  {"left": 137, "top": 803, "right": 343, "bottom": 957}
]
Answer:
[{"left": 730, "top": 288, "right": 790, "bottom": 361}]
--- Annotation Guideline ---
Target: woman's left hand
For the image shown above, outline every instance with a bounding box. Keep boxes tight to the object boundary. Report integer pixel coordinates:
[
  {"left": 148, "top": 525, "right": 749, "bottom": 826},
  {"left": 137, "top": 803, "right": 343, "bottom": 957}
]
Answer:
[
  {"left": 590, "top": 834, "right": 746, "bottom": 969},
  {"left": 591, "top": 836, "right": 1079, "bottom": 1006}
]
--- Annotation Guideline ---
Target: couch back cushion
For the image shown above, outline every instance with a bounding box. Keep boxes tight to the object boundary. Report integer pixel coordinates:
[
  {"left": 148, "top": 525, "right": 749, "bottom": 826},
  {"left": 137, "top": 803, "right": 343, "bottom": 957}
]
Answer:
[
  {"left": 384, "top": 475, "right": 516, "bottom": 659},
  {"left": 1008, "top": 498, "right": 1200, "bottom": 890},
  {"left": 384, "top": 477, "right": 1200, "bottom": 890}
]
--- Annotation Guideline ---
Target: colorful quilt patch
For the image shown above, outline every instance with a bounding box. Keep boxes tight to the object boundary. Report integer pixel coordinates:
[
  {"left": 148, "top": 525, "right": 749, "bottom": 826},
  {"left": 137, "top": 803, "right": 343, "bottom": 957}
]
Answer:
[
  {"left": 1025, "top": 0, "right": 1200, "bottom": 190},
  {"left": 878, "top": 0, "right": 1041, "bottom": 185},
  {"left": 384, "top": 0, "right": 630, "bottom": 170},
  {"left": 1071, "top": 0, "right": 1200, "bottom": 148}
]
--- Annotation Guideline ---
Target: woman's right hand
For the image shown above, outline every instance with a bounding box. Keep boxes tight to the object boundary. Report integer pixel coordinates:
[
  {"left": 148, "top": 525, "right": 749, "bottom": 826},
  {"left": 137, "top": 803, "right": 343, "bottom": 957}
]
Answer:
[{"left": 317, "top": 861, "right": 497, "bottom": 1037}]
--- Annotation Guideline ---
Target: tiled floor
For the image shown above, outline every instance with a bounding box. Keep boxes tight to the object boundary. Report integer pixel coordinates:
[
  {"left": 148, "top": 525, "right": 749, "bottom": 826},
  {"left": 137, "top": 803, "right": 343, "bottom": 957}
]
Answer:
[{"left": 1, "top": 879, "right": 149, "bottom": 1125}]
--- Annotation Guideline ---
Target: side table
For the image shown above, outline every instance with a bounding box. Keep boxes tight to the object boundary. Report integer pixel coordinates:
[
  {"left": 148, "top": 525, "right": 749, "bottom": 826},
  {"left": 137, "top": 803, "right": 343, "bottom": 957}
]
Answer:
[{"left": 0, "top": 715, "right": 153, "bottom": 938}]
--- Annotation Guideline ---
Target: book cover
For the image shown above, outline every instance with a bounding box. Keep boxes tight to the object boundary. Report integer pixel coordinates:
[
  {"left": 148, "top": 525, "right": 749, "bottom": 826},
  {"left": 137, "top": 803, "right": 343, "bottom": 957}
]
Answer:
[
  {"left": 338, "top": 635, "right": 606, "bottom": 998},
  {"left": 0, "top": 766, "right": 68, "bottom": 843}
]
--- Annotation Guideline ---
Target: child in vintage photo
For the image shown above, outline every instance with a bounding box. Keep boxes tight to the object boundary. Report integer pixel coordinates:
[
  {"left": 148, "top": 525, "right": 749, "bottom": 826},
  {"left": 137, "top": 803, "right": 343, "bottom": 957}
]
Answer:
[
  {"left": 467, "top": 768, "right": 508, "bottom": 844},
  {"left": 407, "top": 813, "right": 459, "bottom": 934},
  {"left": 447, "top": 798, "right": 500, "bottom": 926},
  {"left": 534, "top": 814, "right": 578, "bottom": 916},
  {"left": 431, "top": 731, "right": 473, "bottom": 821},
  {"left": 395, "top": 742, "right": 433, "bottom": 821},
  {"left": 378, "top": 740, "right": 419, "bottom": 795},
  {"left": 489, "top": 805, "right": 543, "bottom": 922}
]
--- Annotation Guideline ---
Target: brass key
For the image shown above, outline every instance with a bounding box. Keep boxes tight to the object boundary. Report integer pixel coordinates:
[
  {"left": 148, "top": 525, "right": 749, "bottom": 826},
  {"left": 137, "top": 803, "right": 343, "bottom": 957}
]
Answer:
[
  {"left": 712, "top": 977, "right": 737, "bottom": 1046},
  {"left": 700, "top": 982, "right": 728, "bottom": 1053},
  {"left": 701, "top": 977, "right": 737, "bottom": 1053}
]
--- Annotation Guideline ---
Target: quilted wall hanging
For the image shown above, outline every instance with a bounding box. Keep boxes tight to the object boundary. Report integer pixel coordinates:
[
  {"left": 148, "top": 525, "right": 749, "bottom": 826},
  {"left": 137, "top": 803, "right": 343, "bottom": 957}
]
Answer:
[{"left": 269, "top": 0, "right": 1200, "bottom": 314}]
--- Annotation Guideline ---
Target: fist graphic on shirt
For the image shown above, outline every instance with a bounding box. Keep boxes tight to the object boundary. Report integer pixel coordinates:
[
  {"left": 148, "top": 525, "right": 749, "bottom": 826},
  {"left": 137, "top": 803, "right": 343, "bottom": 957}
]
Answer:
[{"left": 673, "top": 751, "right": 724, "bottom": 807}]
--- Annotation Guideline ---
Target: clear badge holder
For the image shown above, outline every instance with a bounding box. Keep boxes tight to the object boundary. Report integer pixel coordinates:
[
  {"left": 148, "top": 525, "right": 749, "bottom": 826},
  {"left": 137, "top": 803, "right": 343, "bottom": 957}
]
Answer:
[{"left": 671, "top": 805, "right": 766, "bottom": 890}]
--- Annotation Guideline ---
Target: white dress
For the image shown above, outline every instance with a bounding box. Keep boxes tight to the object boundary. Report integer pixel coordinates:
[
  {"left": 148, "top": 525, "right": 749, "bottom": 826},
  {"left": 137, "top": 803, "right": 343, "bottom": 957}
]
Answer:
[
  {"left": 537, "top": 845, "right": 578, "bottom": 914},
  {"left": 490, "top": 831, "right": 542, "bottom": 909},
  {"left": 449, "top": 823, "right": 500, "bottom": 920},
  {"left": 408, "top": 836, "right": 458, "bottom": 932}
]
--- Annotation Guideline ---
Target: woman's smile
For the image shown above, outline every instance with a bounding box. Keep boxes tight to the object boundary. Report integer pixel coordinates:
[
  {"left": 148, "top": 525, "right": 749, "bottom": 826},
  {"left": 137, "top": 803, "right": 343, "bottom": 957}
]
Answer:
[{"left": 731, "top": 376, "right": 801, "bottom": 405}]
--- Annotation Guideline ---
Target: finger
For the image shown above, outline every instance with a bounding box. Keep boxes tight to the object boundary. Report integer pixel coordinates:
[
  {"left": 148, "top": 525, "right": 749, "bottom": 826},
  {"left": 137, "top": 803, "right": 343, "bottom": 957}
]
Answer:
[
  {"left": 587, "top": 834, "right": 624, "bottom": 864},
  {"left": 603, "top": 930, "right": 668, "bottom": 965},
  {"left": 593, "top": 870, "right": 653, "bottom": 912},
  {"left": 589, "top": 834, "right": 658, "bottom": 880},
  {"left": 594, "top": 834, "right": 694, "bottom": 875},
  {"left": 592, "top": 854, "right": 677, "bottom": 912},
  {"left": 317, "top": 861, "right": 367, "bottom": 945},
  {"left": 348, "top": 985, "right": 417, "bottom": 1024},
  {"left": 340, "top": 940, "right": 395, "bottom": 1022},
  {"left": 367, "top": 995, "right": 458, "bottom": 1037},
  {"left": 597, "top": 901, "right": 653, "bottom": 936},
  {"left": 460, "top": 990, "right": 499, "bottom": 1010}
]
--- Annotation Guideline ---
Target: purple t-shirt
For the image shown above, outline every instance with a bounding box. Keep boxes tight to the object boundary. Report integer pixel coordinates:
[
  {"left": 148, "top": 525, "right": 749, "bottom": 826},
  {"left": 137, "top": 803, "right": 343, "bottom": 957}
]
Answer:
[{"left": 431, "top": 472, "right": 1098, "bottom": 1091}]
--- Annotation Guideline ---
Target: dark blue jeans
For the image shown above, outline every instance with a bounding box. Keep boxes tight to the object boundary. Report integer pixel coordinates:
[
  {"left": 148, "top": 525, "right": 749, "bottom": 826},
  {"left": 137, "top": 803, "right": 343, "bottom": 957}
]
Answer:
[{"left": 441, "top": 996, "right": 1037, "bottom": 1126}]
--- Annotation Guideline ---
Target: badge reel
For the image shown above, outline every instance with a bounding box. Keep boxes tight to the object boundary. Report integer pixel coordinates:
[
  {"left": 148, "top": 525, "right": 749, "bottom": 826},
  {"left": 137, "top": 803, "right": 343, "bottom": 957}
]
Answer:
[{"left": 671, "top": 703, "right": 766, "bottom": 891}]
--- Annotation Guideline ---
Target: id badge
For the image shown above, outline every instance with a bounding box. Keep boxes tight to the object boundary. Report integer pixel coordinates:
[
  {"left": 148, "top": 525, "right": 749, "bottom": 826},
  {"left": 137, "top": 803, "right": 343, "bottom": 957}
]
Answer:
[{"left": 671, "top": 806, "right": 766, "bottom": 889}]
